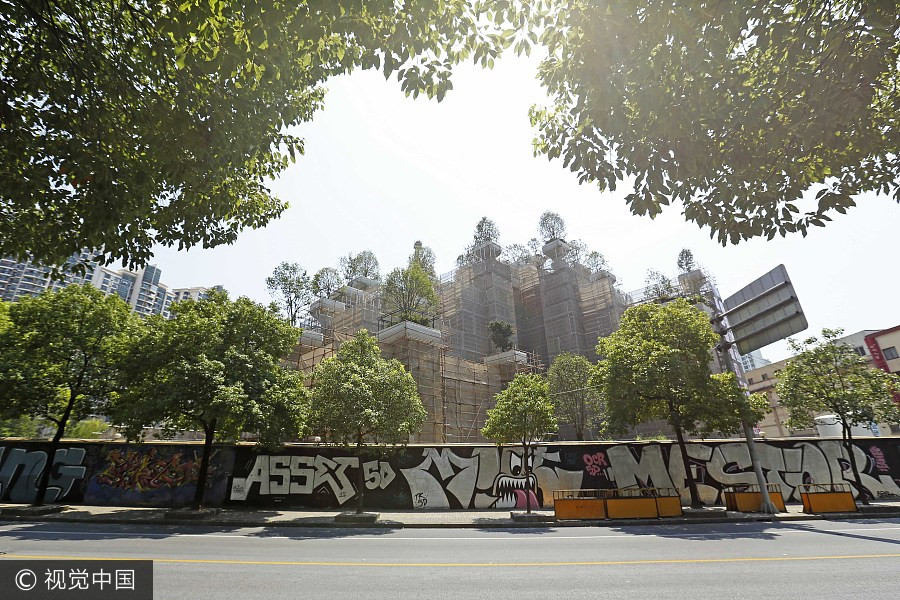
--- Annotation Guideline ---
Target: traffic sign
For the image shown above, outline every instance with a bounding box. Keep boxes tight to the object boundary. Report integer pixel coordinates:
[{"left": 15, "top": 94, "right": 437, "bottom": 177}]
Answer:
[{"left": 721, "top": 264, "right": 807, "bottom": 355}]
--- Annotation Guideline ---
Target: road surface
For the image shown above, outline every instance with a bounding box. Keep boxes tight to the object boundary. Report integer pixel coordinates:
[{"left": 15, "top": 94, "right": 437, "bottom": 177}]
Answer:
[{"left": 2, "top": 519, "right": 899, "bottom": 599}]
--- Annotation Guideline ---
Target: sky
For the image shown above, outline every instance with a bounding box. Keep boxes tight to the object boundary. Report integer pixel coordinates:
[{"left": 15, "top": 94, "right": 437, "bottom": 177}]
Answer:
[{"left": 151, "top": 53, "right": 900, "bottom": 363}]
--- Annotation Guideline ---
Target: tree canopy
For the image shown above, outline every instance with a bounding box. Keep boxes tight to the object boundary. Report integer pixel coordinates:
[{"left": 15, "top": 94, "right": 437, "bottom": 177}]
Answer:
[
  {"left": 0, "top": 285, "right": 139, "bottom": 504},
  {"left": 312, "top": 267, "right": 342, "bottom": 298},
  {"left": 481, "top": 373, "right": 556, "bottom": 513},
  {"left": 1, "top": 0, "right": 506, "bottom": 269},
  {"left": 530, "top": 0, "right": 900, "bottom": 244},
  {"left": 777, "top": 328, "right": 900, "bottom": 502},
  {"left": 339, "top": 250, "right": 381, "bottom": 283},
  {"left": 538, "top": 211, "right": 567, "bottom": 241},
  {"left": 382, "top": 261, "right": 438, "bottom": 325},
  {"left": 548, "top": 353, "right": 602, "bottom": 441},
  {"left": 487, "top": 320, "right": 515, "bottom": 352},
  {"left": 311, "top": 329, "right": 425, "bottom": 512},
  {"left": 114, "top": 289, "right": 307, "bottom": 509},
  {"left": 592, "top": 299, "right": 760, "bottom": 507}
]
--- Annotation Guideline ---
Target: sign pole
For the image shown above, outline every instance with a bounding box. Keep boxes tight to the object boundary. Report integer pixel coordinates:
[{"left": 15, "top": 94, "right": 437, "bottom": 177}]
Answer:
[{"left": 714, "top": 328, "right": 778, "bottom": 514}]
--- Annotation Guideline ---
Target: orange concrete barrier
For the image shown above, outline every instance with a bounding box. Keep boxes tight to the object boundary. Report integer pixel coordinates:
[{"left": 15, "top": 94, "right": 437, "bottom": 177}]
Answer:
[
  {"left": 799, "top": 483, "right": 857, "bottom": 513},
  {"left": 723, "top": 484, "right": 787, "bottom": 512}
]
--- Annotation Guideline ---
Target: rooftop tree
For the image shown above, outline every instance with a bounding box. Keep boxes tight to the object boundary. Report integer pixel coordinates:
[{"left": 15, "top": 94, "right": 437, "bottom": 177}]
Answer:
[
  {"left": 382, "top": 261, "right": 438, "bottom": 326},
  {"left": 0, "top": 285, "right": 139, "bottom": 505},
  {"left": 266, "top": 261, "right": 311, "bottom": 327},
  {"left": 481, "top": 373, "right": 557, "bottom": 514},
  {"left": 311, "top": 330, "right": 425, "bottom": 514},
  {"left": 592, "top": 299, "right": 762, "bottom": 508},
  {"left": 312, "top": 267, "right": 342, "bottom": 299},
  {"left": 114, "top": 290, "right": 307, "bottom": 510},
  {"left": 777, "top": 329, "right": 900, "bottom": 504},
  {"left": 487, "top": 320, "right": 515, "bottom": 352},
  {"left": 538, "top": 211, "right": 567, "bottom": 241},
  {"left": 339, "top": 250, "right": 381, "bottom": 284}
]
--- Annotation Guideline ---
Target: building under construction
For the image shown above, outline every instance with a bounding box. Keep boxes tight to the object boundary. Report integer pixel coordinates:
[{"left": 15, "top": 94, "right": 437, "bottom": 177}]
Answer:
[{"left": 287, "top": 239, "right": 629, "bottom": 443}]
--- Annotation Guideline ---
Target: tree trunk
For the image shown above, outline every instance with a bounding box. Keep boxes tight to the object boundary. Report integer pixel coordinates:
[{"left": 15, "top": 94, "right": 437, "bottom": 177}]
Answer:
[
  {"left": 34, "top": 396, "right": 76, "bottom": 507},
  {"left": 673, "top": 421, "right": 703, "bottom": 509},
  {"left": 524, "top": 442, "right": 532, "bottom": 514},
  {"left": 192, "top": 418, "right": 217, "bottom": 511},
  {"left": 843, "top": 424, "right": 868, "bottom": 505},
  {"left": 356, "top": 435, "right": 365, "bottom": 514}
]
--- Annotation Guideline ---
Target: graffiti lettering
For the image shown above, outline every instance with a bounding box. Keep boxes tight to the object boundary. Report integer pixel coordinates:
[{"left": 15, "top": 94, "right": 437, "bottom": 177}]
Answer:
[
  {"left": 0, "top": 447, "right": 86, "bottom": 503},
  {"left": 583, "top": 452, "right": 608, "bottom": 477}
]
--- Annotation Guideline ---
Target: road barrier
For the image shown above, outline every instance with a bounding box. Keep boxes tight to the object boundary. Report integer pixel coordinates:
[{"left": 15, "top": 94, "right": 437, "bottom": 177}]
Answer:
[
  {"left": 553, "top": 487, "right": 683, "bottom": 520},
  {"left": 722, "top": 483, "right": 787, "bottom": 513},
  {"left": 798, "top": 483, "right": 857, "bottom": 514}
]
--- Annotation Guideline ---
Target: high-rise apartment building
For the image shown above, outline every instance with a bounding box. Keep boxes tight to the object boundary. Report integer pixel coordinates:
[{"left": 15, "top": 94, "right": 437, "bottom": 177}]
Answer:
[
  {"left": 0, "top": 255, "right": 211, "bottom": 319},
  {"left": 740, "top": 349, "right": 772, "bottom": 372}
]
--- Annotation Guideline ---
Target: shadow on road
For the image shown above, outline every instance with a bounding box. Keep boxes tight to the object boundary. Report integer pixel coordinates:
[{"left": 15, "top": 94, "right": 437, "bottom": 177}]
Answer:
[{"left": 607, "top": 521, "right": 780, "bottom": 541}]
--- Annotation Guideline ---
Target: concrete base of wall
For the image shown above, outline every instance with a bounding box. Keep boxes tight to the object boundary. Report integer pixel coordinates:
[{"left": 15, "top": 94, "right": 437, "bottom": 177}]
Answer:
[{"left": 335, "top": 512, "right": 378, "bottom": 524}]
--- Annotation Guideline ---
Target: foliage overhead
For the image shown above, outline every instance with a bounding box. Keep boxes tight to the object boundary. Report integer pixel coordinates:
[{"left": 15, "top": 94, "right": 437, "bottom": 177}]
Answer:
[
  {"left": 487, "top": 320, "right": 515, "bottom": 352},
  {"left": 529, "top": 1, "right": 900, "bottom": 245},
  {"left": 382, "top": 261, "right": 439, "bottom": 325},
  {"left": 548, "top": 353, "right": 603, "bottom": 441},
  {"left": 266, "top": 261, "right": 311, "bottom": 327},
  {"left": 1, "top": 0, "right": 507, "bottom": 269},
  {"left": 339, "top": 250, "right": 381, "bottom": 283},
  {"left": 644, "top": 269, "right": 680, "bottom": 301},
  {"left": 311, "top": 329, "right": 425, "bottom": 447},
  {"left": 473, "top": 217, "right": 501, "bottom": 246},
  {"left": 584, "top": 250, "right": 609, "bottom": 274}
]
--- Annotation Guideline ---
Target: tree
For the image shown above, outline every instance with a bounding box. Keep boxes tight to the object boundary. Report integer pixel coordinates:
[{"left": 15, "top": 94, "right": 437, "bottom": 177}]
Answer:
[
  {"left": 0, "top": 285, "right": 138, "bottom": 505},
  {"left": 382, "top": 262, "right": 439, "bottom": 325},
  {"left": 592, "top": 299, "right": 754, "bottom": 508},
  {"left": 409, "top": 241, "right": 437, "bottom": 277},
  {"left": 339, "top": 250, "right": 381, "bottom": 284},
  {"left": 548, "top": 353, "right": 602, "bottom": 441},
  {"left": 114, "top": 290, "right": 308, "bottom": 510},
  {"left": 677, "top": 249, "right": 696, "bottom": 274},
  {"left": 777, "top": 329, "right": 900, "bottom": 504},
  {"left": 311, "top": 267, "right": 342, "bottom": 299},
  {"left": 487, "top": 321, "right": 515, "bottom": 352},
  {"left": 644, "top": 270, "right": 680, "bottom": 301},
  {"left": 311, "top": 330, "right": 425, "bottom": 514},
  {"left": 501, "top": 243, "right": 532, "bottom": 265},
  {"left": 530, "top": 1, "right": 899, "bottom": 245},
  {"left": 1, "top": 1, "right": 506, "bottom": 269},
  {"left": 481, "top": 373, "right": 557, "bottom": 513},
  {"left": 584, "top": 251, "right": 609, "bottom": 273},
  {"left": 266, "top": 262, "right": 311, "bottom": 327},
  {"left": 538, "top": 211, "right": 567, "bottom": 241},
  {"left": 564, "top": 239, "right": 588, "bottom": 266},
  {"left": 0, "top": 417, "right": 46, "bottom": 439},
  {"left": 473, "top": 217, "right": 501, "bottom": 246}
]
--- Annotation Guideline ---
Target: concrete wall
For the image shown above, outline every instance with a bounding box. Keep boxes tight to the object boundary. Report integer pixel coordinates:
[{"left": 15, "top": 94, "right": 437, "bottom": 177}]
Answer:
[{"left": 2, "top": 438, "right": 899, "bottom": 509}]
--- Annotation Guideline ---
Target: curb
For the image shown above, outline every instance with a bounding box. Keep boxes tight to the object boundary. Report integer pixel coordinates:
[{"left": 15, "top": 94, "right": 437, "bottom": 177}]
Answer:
[{"left": 2, "top": 511, "right": 898, "bottom": 530}]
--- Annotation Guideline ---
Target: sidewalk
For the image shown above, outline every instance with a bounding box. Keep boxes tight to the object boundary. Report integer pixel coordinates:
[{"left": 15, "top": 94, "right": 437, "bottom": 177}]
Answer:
[{"left": 2, "top": 501, "right": 900, "bottom": 529}]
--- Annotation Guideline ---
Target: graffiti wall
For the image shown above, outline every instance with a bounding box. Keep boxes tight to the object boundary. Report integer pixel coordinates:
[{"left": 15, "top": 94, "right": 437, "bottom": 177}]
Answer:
[
  {"left": 1, "top": 438, "right": 899, "bottom": 508},
  {"left": 0, "top": 442, "right": 232, "bottom": 507}
]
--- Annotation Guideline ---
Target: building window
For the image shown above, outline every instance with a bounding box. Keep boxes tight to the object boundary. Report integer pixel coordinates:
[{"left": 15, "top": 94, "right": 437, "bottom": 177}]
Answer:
[
  {"left": 856, "top": 346, "right": 867, "bottom": 356},
  {"left": 748, "top": 377, "right": 754, "bottom": 384},
  {"left": 761, "top": 373, "right": 769, "bottom": 381},
  {"left": 883, "top": 346, "right": 899, "bottom": 360}
]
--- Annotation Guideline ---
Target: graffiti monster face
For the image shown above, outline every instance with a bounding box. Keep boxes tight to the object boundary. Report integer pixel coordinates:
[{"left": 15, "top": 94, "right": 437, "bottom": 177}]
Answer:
[{"left": 491, "top": 451, "right": 540, "bottom": 509}]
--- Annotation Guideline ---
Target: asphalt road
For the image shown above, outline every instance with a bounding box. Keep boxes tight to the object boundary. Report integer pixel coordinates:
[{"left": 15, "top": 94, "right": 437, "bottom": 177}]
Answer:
[{"left": 1, "top": 519, "right": 899, "bottom": 600}]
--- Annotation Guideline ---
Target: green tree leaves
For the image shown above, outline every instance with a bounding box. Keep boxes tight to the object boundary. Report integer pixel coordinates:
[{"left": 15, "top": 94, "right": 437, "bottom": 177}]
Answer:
[{"left": 530, "top": 1, "right": 900, "bottom": 244}]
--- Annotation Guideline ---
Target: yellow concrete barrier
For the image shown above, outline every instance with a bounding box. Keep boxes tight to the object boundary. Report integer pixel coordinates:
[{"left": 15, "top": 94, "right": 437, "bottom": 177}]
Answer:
[
  {"left": 553, "top": 488, "right": 684, "bottom": 520},
  {"left": 799, "top": 483, "right": 857, "bottom": 513}
]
